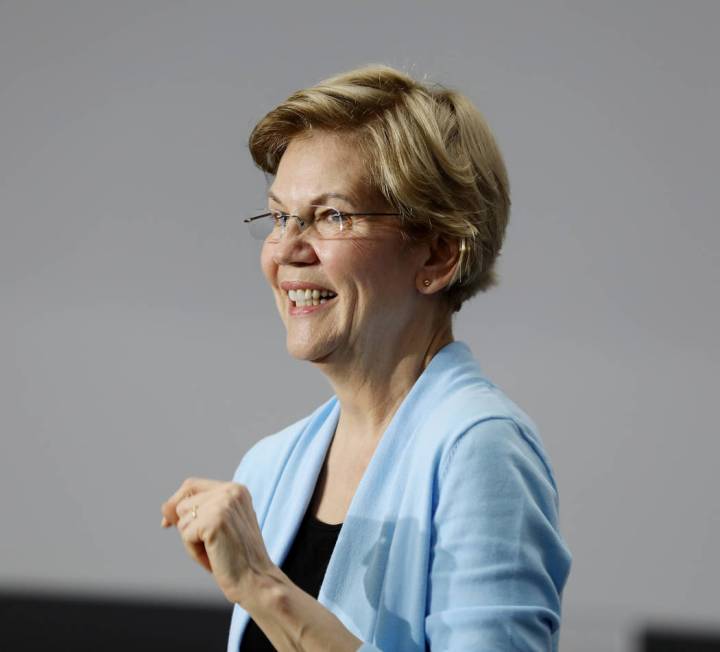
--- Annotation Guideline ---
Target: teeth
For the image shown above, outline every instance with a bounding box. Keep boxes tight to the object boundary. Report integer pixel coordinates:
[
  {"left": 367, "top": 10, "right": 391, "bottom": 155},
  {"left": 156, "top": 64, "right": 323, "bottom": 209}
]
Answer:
[{"left": 286, "top": 287, "right": 337, "bottom": 306}]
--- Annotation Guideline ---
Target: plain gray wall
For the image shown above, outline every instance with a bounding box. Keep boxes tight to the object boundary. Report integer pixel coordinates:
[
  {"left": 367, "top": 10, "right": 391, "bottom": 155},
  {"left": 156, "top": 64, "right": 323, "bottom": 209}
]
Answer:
[{"left": 1, "top": 2, "right": 718, "bottom": 650}]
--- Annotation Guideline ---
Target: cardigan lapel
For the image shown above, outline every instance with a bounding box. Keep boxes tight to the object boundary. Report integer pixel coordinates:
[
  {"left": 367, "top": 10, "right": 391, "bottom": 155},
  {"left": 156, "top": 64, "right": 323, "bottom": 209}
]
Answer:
[
  {"left": 228, "top": 399, "right": 340, "bottom": 651},
  {"left": 261, "top": 399, "right": 340, "bottom": 571}
]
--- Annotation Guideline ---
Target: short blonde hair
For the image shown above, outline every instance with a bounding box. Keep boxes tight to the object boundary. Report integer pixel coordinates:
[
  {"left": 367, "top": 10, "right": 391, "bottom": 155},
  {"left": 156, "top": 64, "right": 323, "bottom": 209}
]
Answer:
[{"left": 249, "top": 64, "right": 511, "bottom": 312}]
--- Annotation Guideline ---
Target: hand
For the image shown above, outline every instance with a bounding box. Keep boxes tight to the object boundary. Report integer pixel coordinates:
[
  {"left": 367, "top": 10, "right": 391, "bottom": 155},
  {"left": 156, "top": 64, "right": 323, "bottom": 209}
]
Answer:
[{"left": 160, "top": 477, "right": 277, "bottom": 605}]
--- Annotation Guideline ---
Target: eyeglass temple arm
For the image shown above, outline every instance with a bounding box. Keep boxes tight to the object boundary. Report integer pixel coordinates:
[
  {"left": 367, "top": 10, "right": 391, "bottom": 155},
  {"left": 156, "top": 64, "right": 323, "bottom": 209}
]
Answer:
[
  {"left": 243, "top": 213, "right": 273, "bottom": 223},
  {"left": 346, "top": 212, "right": 401, "bottom": 217}
]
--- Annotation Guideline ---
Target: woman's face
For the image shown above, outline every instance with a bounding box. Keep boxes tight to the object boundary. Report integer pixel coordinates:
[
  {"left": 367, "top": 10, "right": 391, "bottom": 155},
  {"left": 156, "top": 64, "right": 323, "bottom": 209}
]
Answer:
[{"left": 260, "top": 130, "right": 428, "bottom": 365}]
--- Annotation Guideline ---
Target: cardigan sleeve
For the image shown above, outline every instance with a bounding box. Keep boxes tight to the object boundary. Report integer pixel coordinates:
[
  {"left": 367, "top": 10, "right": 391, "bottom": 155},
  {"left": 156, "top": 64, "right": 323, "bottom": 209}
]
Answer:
[{"left": 423, "top": 418, "right": 572, "bottom": 651}]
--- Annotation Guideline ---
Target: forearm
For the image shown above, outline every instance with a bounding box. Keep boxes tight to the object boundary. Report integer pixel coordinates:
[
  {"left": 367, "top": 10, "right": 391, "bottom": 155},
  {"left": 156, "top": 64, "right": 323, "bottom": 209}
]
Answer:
[{"left": 242, "top": 566, "right": 364, "bottom": 652}]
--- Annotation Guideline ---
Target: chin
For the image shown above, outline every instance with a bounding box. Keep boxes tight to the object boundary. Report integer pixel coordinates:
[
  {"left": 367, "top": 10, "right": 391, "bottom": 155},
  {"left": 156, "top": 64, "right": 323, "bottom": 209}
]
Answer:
[{"left": 285, "top": 334, "right": 334, "bottom": 363}]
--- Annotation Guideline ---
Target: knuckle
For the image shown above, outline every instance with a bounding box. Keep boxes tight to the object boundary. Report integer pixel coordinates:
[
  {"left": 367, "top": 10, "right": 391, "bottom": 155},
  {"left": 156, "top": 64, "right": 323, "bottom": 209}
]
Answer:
[{"left": 227, "top": 483, "right": 246, "bottom": 500}]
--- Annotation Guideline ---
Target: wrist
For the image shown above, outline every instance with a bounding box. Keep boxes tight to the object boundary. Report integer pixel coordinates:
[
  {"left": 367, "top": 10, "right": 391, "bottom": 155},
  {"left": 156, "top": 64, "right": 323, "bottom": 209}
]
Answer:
[
  {"left": 239, "top": 565, "right": 364, "bottom": 652},
  {"left": 240, "top": 564, "right": 290, "bottom": 614}
]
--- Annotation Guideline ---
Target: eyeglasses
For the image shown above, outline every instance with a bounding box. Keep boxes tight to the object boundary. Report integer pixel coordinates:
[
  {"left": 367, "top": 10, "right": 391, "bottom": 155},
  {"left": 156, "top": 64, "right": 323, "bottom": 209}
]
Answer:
[{"left": 243, "top": 205, "right": 402, "bottom": 241}]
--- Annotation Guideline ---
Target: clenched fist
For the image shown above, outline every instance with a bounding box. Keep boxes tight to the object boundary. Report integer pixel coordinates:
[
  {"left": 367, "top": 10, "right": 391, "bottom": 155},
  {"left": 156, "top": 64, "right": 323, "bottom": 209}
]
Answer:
[{"left": 160, "top": 477, "right": 277, "bottom": 606}]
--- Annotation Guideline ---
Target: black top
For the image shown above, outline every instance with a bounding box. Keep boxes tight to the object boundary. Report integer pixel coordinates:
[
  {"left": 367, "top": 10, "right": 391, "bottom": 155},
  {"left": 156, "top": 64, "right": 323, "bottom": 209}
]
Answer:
[{"left": 239, "top": 505, "right": 343, "bottom": 651}]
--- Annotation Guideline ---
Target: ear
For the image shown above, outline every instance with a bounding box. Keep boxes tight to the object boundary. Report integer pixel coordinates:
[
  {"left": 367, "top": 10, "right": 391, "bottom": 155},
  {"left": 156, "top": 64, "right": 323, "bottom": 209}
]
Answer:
[{"left": 415, "top": 234, "right": 462, "bottom": 294}]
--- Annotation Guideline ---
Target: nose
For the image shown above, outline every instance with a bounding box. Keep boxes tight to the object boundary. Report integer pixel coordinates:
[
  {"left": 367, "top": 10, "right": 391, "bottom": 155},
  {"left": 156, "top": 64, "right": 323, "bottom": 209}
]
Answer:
[{"left": 271, "top": 218, "right": 318, "bottom": 266}]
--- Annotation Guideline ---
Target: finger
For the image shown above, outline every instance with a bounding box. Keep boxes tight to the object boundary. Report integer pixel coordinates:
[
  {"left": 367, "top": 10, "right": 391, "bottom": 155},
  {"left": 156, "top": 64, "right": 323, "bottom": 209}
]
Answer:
[
  {"left": 186, "top": 539, "right": 212, "bottom": 573},
  {"left": 182, "top": 530, "right": 213, "bottom": 573},
  {"left": 175, "top": 481, "right": 245, "bottom": 522},
  {"left": 177, "top": 506, "right": 213, "bottom": 573},
  {"left": 161, "top": 477, "right": 220, "bottom": 525},
  {"left": 175, "top": 491, "right": 210, "bottom": 522}
]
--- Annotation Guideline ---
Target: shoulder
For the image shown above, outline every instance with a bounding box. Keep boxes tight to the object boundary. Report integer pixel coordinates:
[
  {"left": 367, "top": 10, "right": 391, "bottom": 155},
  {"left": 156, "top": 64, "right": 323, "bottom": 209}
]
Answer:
[
  {"left": 418, "top": 342, "right": 558, "bottom": 491},
  {"left": 439, "top": 417, "right": 559, "bottom": 503},
  {"left": 437, "top": 404, "right": 559, "bottom": 499}
]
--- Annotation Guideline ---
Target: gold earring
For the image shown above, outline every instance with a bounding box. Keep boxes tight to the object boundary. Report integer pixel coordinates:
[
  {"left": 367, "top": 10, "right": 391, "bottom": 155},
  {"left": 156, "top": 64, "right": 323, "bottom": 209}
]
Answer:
[{"left": 423, "top": 279, "right": 431, "bottom": 287}]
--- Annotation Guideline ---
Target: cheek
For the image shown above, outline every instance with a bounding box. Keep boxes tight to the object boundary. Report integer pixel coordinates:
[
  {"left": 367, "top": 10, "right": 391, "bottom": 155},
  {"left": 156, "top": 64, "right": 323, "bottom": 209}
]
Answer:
[
  {"left": 260, "top": 244, "right": 276, "bottom": 285},
  {"left": 320, "top": 238, "right": 378, "bottom": 276},
  {"left": 326, "top": 243, "right": 413, "bottom": 306}
]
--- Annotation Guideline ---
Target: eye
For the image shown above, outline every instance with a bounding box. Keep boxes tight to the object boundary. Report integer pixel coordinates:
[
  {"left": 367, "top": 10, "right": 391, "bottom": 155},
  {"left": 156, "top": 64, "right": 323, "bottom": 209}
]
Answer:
[
  {"left": 323, "top": 209, "right": 351, "bottom": 228},
  {"left": 270, "top": 210, "right": 289, "bottom": 227}
]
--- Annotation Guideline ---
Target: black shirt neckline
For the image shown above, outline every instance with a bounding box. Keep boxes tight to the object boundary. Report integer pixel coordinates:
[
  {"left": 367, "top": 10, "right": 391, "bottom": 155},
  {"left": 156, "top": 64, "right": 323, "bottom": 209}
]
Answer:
[{"left": 305, "top": 509, "right": 343, "bottom": 532}]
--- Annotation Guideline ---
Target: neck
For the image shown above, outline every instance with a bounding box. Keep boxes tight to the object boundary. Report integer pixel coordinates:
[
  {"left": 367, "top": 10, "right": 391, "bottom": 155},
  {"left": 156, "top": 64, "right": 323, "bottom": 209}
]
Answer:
[{"left": 314, "top": 319, "right": 454, "bottom": 447}]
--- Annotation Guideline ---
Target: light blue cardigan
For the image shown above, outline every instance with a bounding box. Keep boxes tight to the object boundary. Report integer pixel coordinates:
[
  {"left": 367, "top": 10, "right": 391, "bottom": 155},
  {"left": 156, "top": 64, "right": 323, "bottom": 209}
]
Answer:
[{"left": 227, "top": 342, "right": 572, "bottom": 651}]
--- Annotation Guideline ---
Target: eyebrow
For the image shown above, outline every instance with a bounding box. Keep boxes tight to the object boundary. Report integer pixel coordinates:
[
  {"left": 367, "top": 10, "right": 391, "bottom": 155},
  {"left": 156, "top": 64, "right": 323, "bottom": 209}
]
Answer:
[{"left": 266, "top": 190, "right": 358, "bottom": 208}]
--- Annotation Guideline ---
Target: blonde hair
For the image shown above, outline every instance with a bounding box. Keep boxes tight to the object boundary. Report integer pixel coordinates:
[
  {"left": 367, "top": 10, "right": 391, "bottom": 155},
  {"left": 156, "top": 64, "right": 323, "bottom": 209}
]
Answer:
[{"left": 249, "top": 64, "right": 511, "bottom": 312}]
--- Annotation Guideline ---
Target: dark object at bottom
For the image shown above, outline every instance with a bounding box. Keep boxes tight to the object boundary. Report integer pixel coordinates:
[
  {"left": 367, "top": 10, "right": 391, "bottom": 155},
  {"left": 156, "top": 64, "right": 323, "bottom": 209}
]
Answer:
[
  {"left": 0, "top": 591, "right": 231, "bottom": 652},
  {"left": 643, "top": 627, "right": 720, "bottom": 652}
]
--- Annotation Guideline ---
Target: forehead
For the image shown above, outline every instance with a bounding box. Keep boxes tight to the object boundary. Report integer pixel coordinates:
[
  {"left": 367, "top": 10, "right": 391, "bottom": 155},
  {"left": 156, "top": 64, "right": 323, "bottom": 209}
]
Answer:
[{"left": 269, "top": 130, "right": 372, "bottom": 207}]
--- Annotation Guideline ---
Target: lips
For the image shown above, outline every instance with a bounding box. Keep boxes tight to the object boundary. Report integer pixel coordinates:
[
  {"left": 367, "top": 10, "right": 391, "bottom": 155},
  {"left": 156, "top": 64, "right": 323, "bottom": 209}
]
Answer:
[{"left": 279, "top": 281, "right": 335, "bottom": 293}]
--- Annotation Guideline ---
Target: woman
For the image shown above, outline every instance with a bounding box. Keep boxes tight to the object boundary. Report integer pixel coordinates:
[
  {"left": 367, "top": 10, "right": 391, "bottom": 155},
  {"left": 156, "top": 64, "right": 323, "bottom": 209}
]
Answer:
[{"left": 161, "top": 64, "right": 572, "bottom": 651}]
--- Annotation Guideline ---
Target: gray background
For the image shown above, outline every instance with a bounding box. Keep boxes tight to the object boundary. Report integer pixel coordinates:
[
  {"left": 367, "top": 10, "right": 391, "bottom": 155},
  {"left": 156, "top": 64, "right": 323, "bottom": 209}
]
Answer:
[{"left": 1, "top": 2, "right": 718, "bottom": 650}]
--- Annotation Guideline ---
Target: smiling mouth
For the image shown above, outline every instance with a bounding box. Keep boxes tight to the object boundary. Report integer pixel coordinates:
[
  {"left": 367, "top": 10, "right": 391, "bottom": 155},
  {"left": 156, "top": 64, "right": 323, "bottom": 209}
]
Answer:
[{"left": 286, "top": 288, "right": 337, "bottom": 308}]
